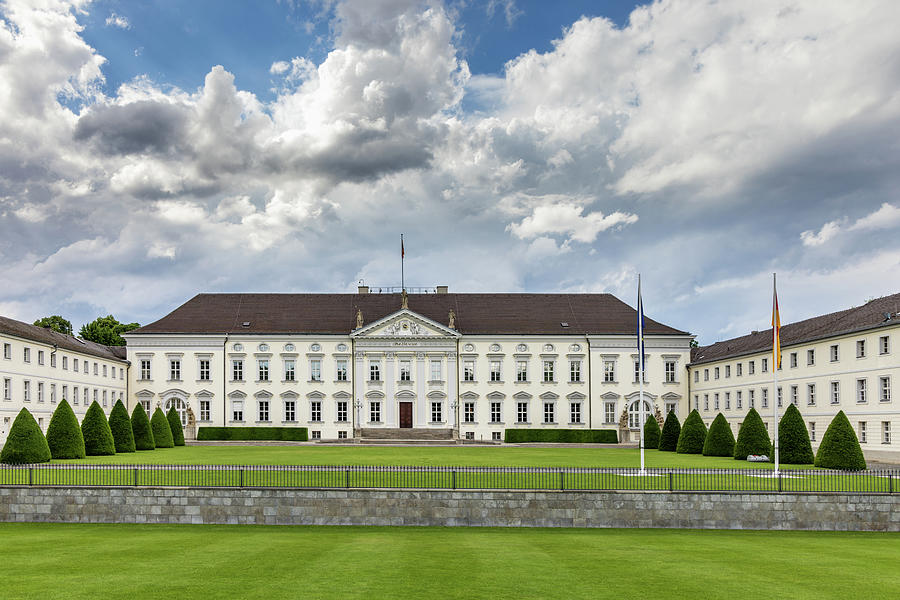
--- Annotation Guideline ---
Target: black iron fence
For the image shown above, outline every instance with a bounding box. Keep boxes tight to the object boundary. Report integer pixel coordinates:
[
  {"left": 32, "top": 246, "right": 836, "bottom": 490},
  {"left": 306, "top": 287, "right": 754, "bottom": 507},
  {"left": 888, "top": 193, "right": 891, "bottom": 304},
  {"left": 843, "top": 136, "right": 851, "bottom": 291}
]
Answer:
[{"left": 0, "top": 464, "right": 896, "bottom": 493}]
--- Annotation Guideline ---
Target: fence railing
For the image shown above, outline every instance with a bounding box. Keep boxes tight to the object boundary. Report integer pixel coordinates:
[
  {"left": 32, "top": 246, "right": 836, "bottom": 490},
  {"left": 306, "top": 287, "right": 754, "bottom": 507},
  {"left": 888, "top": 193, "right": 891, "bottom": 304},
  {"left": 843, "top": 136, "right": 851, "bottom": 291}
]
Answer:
[{"left": 0, "top": 465, "right": 896, "bottom": 493}]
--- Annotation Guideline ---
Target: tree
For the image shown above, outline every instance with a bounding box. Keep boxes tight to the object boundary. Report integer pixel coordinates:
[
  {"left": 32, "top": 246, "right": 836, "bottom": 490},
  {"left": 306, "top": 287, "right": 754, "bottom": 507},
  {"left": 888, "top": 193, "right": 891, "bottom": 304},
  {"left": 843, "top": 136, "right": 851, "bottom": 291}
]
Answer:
[
  {"left": 46, "top": 399, "right": 85, "bottom": 459},
  {"left": 131, "top": 404, "right": 156, "bottom": 450},
  {"left": 643, "top": 414, "right": 661, "bottom": 449},
  {"left": 166, "top": 407, "right": 185, "bottom": 447},
  {"left": 703, "top": 413, "right": 736, "bottom": 457},
  {"left": 108, "top": 400, "right": 136, "bottom": 453},
  {"left": 734, "top": 408, "right": 772, "bottom": 460},
  {"left": 676, "top": 409, "right": 708, "bottom": 454},
  {"left": 81, "top": 402, "right": 116, "bottom": 456},
  {"left": 33, "top": 315, "right": 73, "bottom": 336},
  {"left": 778, "top": 404, "right": 814, "bottom": 464},
  {"left": 658, "top": 411, "right": 681, "bottom": 452},
  {"left": 150, "top": 408, "right": 174, "bottom": 448},
  {"left": 78, "top": 315, "right": 140, "bottom": 346},
  {"left": 0, "top": 408, "right": 52, "bottom": 464},
  {"left": 814, "top": 411, "right": 867, "bottom": 470}
]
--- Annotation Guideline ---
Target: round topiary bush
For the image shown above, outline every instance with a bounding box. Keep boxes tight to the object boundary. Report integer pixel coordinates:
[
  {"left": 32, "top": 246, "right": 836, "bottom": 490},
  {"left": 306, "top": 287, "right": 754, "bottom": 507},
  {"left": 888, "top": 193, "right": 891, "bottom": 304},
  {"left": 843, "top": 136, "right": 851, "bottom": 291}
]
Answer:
[
  {"left": 778, "top": 403, "right": 814, "bottom": 464},
  {"left": 0, "top": 408, "right": 51, "bottom": 464},
  {"left": 703, "top": 413, "right": 736, "bottom": 456},
  {"left": 734, "top": 408, "right": 772, "bottom": 460},
  {"left": 108, "top": 400, "right": 136, "bottom": 453},
  {"left": 150, "top": 408, "right": 174, "bottom": 448},
  {"left": 46, "top": 399, "right": 85, "bottom": 459},
  {"left": 643, "top": 414, "right": 661, "bottom": 449},
  {"left": 166, "top": 407, "right": 185, "bottom": 447},
  {"left": 815, "top": 411, "right": 866, "bottom": 470},
  {"left": 81, "top": 401, "right": 116, "bottom": 456},
  {"left": 131, "top": 403, "right": 155, "bottom": 450},
  {"left": 658, "top": 411, "right": 681, "bottom": 452},
  {"left": 676, "top": 409, "right": 707, "bottom": 454}
]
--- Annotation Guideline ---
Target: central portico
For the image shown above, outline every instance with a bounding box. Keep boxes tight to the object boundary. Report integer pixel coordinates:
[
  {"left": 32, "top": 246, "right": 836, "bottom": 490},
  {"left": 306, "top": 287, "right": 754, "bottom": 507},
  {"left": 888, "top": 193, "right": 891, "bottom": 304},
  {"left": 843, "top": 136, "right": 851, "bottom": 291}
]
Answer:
[{"left": 351, "top": 305, "right": 460, "bottom": 438}]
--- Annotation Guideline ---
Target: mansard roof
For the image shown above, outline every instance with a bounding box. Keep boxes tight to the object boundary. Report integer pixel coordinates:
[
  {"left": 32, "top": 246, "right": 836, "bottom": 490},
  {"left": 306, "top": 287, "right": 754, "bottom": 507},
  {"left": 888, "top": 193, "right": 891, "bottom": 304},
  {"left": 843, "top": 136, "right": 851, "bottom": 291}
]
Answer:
[
  {"left": 690, "top": 291, "right": 900, "bottom": 365},
  {"left": 0, "top": 315, "right": 128, "bottom": 362},
  {"left": 131, "top": 292, "right": 689, "bottom": 337}
]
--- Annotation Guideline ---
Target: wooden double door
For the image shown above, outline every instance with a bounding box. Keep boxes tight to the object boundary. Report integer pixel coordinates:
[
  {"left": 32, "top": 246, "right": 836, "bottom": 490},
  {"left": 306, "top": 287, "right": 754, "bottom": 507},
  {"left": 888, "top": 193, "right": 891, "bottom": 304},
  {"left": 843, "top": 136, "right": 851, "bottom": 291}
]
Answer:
[{"left": 399, "top": 402, "right": 413, "bottom": 428}]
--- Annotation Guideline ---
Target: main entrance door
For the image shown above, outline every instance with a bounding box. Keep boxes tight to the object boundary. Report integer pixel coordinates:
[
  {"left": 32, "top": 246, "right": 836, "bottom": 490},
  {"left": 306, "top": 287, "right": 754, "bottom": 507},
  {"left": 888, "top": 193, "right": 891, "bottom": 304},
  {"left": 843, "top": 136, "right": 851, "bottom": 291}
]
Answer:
[{"left": 399, "top": 402, "right": 413, "bottom": 428}]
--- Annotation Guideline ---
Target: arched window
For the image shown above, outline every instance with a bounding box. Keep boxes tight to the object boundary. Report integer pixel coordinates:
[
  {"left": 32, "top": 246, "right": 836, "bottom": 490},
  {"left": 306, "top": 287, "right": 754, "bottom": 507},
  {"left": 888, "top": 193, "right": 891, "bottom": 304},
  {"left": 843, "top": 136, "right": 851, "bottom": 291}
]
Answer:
[
  {"left": 628, "top": 399, "right": 652, "bottom": 429},
  {"left": 164, "top": 397, "right": 188, "bottom": 426}
]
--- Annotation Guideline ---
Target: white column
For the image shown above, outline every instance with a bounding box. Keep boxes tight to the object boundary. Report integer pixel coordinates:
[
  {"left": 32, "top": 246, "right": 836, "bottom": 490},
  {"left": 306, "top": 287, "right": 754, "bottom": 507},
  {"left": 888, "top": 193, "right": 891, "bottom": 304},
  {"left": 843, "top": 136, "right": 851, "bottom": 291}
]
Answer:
[
  {"left": 416, "top": 352, "right": 427, "bottom": 427},
  {"left": 447, "top": 351, "right": 458, "bottom": 430},
  {"left": 385, "top": 352, "right": 395, "bottom": 426},
  {"left": 354, "top": 351, "right": 365, "bottom": 429}
]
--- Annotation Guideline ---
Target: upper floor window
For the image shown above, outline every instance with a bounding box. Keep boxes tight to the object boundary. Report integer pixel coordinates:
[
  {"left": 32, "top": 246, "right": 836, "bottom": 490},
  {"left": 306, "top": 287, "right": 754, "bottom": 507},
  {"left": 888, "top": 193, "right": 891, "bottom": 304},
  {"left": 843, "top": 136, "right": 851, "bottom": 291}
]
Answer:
[
  {"left": 516, "top": 360, "right": 528, "bottom": 382},
  {"left": 23, "top": 347, "right": 30, "bottom": 363},
  {"left": 857, "top": 340, "right": 866, "bottom": 358},
  {"left": 665, "top": 361, "right": 676, "bottom": 383},
  {"left": 258, "top": 359, "right": 270, "bottom": 382},
  {"left": 703, "top": 368, "right": 709, "bottom": 381},
  {"left": 830, "top": 344, "right": 839, "bottom": 362},
  {"left": 831, "top": 381, "right": 840, "bottom": 404},
  {"left": 2, "top": 343, "right": 10, "bottom": 360},
  {"left": 880, "top": 377, "right": 891, "bottom": 403},
  {"left": 724, "top": 365, "right": 731, "bottom": 378},
  {"left": 857, "top": 378, "right": 867, "bottom": 403},
  {"left": 400, "top": 360, "right": 411, "bottom": 382},
  {"left": 38, "top": 350, "right": 44, "bottom": 366},
  {"left": 93, "top": 362, "right": 98, "bottom": 375},
  {"left": 736, "top": 363, "right": 742, "bottom": 377},
  {"left": 199, "top": 359, "right": 211, "bottom": 381},
  {"left": 693, "top": 370, "right": 699, "bottom": 383},
  {"left": 604, "top": 360, "right": 616, "bottom": 383},
  {"left": 633, "top": 361, "right": 647, "bottom": 384},
  {"left": 336, "top": 359, "right": 348, "bottom": 381},
  {"left": 309, "top": 359, "right": 321, "bottom": 382},
  {"left": 748, "top": 361, "right": 755, "bottom": 375},
  {"left": 430, "top": 360, "right": 441, "bottom": 381},
  {"left": 73, "top": 358, "right": 79, "bottom": 371},
  {"left": 807, "top": 349, "right": 815, "bottom": 366},
  {"left": 789, "top": 352, "right": 798, "bottom": 368},
  {"left": 542, "top": 360, "right": 555, "bottom": 383},
  {"left": 762, "top": 357, "right": 768, "bottom": 372},
  {"left": 714, "top": 367, "right": 720, "bottom": 380},
  {"left": 102, "top": 364, "right": 107, "bottom": 377},
  {"left": 284, "top": 359, "right": 295, "bottom": 382},
  {"left": 232, "top": 359, "right": 244, "bottom": 381},
  {"left": 490, "top": 360, "right": 501, "bottom": 382},
  {"left": 463, "top": 360, "right": 475, "bottom": 382},
  {"left": 880, "top": 336, "right": 890, "bottom": 355},
  {"left": 140, "top": 359, "right": 151, "bottom": 380},
  {"left": 807, "top": 383, "right": 816, "bottom": 406},
  {"left": 569, "top": 360, "right": 581, "bottom": 383},
  {"left": 169, "top": 359, "right": 181, "bottom": 381},
  {"left": 370, "top": 361, "right": 381, "bottom": 382}
]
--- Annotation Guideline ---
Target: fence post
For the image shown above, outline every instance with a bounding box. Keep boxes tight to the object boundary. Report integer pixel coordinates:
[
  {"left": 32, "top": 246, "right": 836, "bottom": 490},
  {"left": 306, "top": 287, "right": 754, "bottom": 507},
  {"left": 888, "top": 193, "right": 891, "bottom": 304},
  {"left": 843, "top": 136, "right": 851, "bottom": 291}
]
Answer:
[
  {"left": 451, "top": 469, "right": 456, "bottom": 490},
  {"left": 29, "top": 466, "right": 33, "bottom": 487},
  {"left": 239, "top": 468, "right": 244, "bottom": 488},
  {"left": 777, "top": 471, "right": 782, "bottom": 493},
  {"left": 560, "top": 470, "right": 565, "bottom": 491},
  {"left": 345, "top": 468, "right": 350, "bottom": 489},
  {"left": 133, "top": 467, "right": 138, "bottom": 487},
  {"left": 668, "top": 471, "right": 674, "bottom": 492},
  {"left": 889, "top": 473, "right": 893, "bottom": 494}
]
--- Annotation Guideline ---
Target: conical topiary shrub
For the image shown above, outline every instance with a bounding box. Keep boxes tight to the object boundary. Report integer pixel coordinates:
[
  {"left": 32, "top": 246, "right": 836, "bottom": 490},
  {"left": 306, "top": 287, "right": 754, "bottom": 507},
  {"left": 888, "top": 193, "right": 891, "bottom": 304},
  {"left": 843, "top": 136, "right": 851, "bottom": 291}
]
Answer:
[
  {"left": 150, "top": 408, "right": 174, "bottom": 448},
  {"left": 703, "top": 413, "right": 736, "bottom": 456},
  {"left": 0, "top": 408, "right": 51, "bottom": 464},
  {"left": 815, "top": 411, "right": 867, "bottom": 470},
  {"left": 658, "top": 411, "right": 681, "bottom": 451},
  {"left": 108, "top": 400, "right": 136, "bottom": 453},
  {"left": 131, "top": 403, "right": 155, "bottom": 450},
  {"left": 643, "top": 414, "right": 661, "bottom": 449},
  {"left": 778, "top": 403, "right": 814, "bottom": 464},
  {"left": 81, "top": 401, "right": 116, "bottom": 456},
  {"left": 734, "top": 408, "right": 772, "bottom": 460},
  {"left": 46, "top": 399, "right": 85, "bottom": 459},
  {"left": 166, "top": 407, "right": 185, "bottom": 447},
  {"left": 676, "top": 409, "right": 707, "bottom": 454}
]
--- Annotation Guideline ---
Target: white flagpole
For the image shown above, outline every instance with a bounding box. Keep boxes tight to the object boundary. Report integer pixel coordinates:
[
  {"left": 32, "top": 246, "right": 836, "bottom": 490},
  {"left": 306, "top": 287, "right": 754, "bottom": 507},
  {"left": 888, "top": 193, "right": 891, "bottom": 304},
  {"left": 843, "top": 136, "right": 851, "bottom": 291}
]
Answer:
[
  {"left": 638, "top": 274, "right": 645, "bottom": 474},
  {"left": 772, "top": 273, "right": 780, "bottom": 475}
]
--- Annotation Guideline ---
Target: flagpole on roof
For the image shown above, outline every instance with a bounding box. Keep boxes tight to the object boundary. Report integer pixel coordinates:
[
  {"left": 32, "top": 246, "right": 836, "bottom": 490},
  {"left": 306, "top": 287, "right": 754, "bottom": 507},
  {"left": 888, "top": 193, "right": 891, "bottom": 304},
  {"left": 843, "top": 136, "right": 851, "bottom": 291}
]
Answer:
[
  {"left": 637, "top": 274, "right": 646, "bottom": 474},
  {"left": 401, "top": 234, "right": 405, "bottom": 292},
  {"left": 772, "top": 273, "right": 781, "bottom": 475}
]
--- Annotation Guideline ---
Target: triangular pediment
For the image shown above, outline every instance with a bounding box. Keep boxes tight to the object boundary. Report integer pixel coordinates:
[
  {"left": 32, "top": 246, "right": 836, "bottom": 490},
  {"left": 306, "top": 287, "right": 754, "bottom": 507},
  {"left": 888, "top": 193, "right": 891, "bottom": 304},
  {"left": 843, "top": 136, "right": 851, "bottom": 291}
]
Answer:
[{"left": 351, "top": 309, "right": 459, "bottom": 339}]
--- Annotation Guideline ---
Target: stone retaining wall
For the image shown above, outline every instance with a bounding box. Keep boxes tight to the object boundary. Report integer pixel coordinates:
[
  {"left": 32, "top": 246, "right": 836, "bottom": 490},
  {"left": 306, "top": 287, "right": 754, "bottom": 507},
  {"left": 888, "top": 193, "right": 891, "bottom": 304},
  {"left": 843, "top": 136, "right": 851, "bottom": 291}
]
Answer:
[{"left": 1, "top": 487, "right": 898, "bottom": 531}]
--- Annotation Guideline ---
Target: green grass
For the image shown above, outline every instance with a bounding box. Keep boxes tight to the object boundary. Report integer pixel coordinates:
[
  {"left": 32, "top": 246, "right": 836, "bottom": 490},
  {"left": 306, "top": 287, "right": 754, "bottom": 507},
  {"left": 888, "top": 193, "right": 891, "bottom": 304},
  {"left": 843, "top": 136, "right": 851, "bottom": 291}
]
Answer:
[{"left": 0, "top": 523, "right": 897, "bottom": 599}]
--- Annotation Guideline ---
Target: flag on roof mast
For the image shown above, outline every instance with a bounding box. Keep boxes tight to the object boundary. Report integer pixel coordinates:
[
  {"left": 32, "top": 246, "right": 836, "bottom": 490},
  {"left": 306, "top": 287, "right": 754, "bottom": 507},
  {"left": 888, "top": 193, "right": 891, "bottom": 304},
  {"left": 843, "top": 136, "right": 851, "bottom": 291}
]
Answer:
[
  {"left": 772, "top": 275, "right": 781, "bottom": 370},
  {"left": 637, "top": 274, "right": 646, "bottom": 473}
]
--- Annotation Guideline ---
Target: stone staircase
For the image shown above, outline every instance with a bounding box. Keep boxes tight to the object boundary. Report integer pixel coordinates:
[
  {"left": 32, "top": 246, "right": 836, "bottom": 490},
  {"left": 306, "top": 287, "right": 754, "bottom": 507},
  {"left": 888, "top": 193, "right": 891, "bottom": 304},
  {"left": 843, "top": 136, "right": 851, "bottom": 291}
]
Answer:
[{"left": 357, "top": 428, "right": 455, "bottom": 443}]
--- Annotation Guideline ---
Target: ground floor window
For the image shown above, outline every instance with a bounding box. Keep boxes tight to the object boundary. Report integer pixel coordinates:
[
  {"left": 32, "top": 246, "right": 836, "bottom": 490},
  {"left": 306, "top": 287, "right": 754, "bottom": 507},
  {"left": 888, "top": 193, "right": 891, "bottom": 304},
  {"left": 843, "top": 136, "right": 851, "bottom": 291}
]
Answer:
[
  {"left": 809, "top": 421, "right": 816, "bottom": 442},
  {"left": 517, "top": 402, "right": 528, "bottom": 424},
  {"left": 311, "top": 431, "right": 321, "bottom": 440},
  {"left": 232, "top": 400, "right": 243, "bottom": 422},
  {"left": 284, "top": 400, "right": 296, "bottom": 422},
  {"left": 543, "top": 402, "right": 555, "bottom": 424},
  {"left": 464, "top": 402, "right": 475, "bottom": 423},
  {"left": 310, "top": 400, "right": 322, "bottom": 422},
  {"left": 570, "top": 402, "right": 581, "bottom": 424},
  {"left": 337, "top": 401, "right": 348, "bottom": 422},
  {"left": 883, "top": 421, "right": 891, "bottom": 445},
  {"left": 338, "top": 431, "right": 348, "bottom": 439},
  {"left": 431, "top": 402, "right": 443, "bottom": 423},
  {"left": 465, "top": 431, "right": 474, "bottom": 440},
  {"left": 859, "top": 421, "right": 867, "bottom": 443},
  {"left": 665, "top": 401, "right": 676, "bottom": 415},
  {"left": 370, "top": 401, "right": 381, "bottom": 423},
  {"left": 165, "top": 397, "right": 188, "bottom": 426},
  {"left": 604, "top": 402, "right": 615, "bottom": 424},
  {"left": 628, "top": 400, "right": 652, "bottom": 429},
  {"left": 490, "top": 402, "right": 502, "bottom": 423},
  {"left": 200, "top": 400, "right": 210, "bottom": 421},
  {"left": 492, "top": 431, "right": 501, "bottom": 441},
  {"left": 258, "top": 400, "right": 269, "bottom": 422}
]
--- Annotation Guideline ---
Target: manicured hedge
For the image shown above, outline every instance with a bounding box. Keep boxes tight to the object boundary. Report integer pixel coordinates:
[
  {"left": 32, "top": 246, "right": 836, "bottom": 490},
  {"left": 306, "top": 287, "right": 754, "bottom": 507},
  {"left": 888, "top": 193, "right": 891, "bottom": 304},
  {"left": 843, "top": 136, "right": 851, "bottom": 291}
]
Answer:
[
  {"left": 108, "top": 400, "right": 136, "bottom": 453},
  {"left": 46, "top": 399, "right": 85, "bottom": 459},
  {"left": 0, "top": 408, "right": 51, "bottom": 464},
  {"left": 676, "top": 410, "right": 707, "bottom": 454},
  {"left": 150, "top": 408, "right": 175, "bottom": 448},
  {"left": 734, "top": 408, "right": 772, "bottom": 460},
  {"left": 503, "top": 429, "right": 618, "bottom": 444},
  {"left": 658, "top": 411, "right": 681, "bottom": 452},
  {"left": 197, "top": 427, "right": 309, "bottom": 442},
  {"left": 81, "top": 401, "right": 116, "bottom": 456},
  {"left": 166, "top": 407, "right": 185, "bottom": 447},
  {"left": 643, "top": 416, "right": 661, "bottom": 449},
  {"left": 778, "top": 404, "right": 814, "bottom": 464},
  {"left": 815, "top": 411, "right": 867, "bottom": 470},
  {"left": 131, "top": 404, "right": 155, "bottom": 450},
  {"left": 703, "top": 413, "right": 735, "bottom": 457}
]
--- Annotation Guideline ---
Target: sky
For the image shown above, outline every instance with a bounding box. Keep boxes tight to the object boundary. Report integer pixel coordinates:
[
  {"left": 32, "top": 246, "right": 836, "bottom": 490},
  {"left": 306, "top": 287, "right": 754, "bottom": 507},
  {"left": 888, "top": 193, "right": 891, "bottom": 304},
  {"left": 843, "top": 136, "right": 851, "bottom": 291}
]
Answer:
[{"left": 1, "top": 0, "right": 899, "bottom": 345}]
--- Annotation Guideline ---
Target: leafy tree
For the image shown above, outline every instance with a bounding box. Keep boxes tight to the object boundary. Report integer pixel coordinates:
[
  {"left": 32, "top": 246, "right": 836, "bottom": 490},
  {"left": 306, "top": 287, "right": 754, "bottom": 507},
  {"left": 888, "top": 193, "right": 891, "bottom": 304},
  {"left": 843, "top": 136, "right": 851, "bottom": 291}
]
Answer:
[
  {"left": 46, "top": 399, "right": 85, "bottom": 459},
  {"left": 734, "top": 408, "right": 772, "bottom": 460},
  {"left": 108, "top": 400, "right": 136, "bottom": 453},
  {"left": 814, "top": 411, "right": 867, "bottom": 470},
  {"left": 33, "top": 315, "right": 73, "bottom": 336},
  {"left": 658, "top": 411, "right": 681, "bottom": 451},
  {"left": 81, "top": 402, "right": 116, "bottom": 456},
  {"left": 778, "top": 404, "right": 814, "bottom": 464},
  {"left": 676, "top": 409, "right": 707, "bottom": 454},
  {"left": 131, "top": 404, "right": 156, "bottom": 450},
  {"left": 166, "top": 407, "right": 185, "bottom": 447},
  {"left": 78, "top": 315, "right": 140, "bottom": 346},
  {"left": 150, "top": 408, "right": 174, "bottom": 448},
  {"left": 643, "top": 414, "right": 661, "bottom": 449},
  {"left": 703, "top": 413, "right": 736, "bottom": 456},
  {"left": 0, "top": 408, "right": 51, "bottom": 464}
]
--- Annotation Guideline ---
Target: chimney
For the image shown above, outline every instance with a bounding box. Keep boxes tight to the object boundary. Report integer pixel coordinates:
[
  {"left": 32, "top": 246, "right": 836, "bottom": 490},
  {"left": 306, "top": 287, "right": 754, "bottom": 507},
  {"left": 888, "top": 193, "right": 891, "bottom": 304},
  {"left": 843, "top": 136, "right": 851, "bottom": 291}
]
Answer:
[
  {"left": 358, "top": 285, "right": 369, "bottom": 294},
  {"left": 436, "top": 285, "right": 448, "bottom": 294}
]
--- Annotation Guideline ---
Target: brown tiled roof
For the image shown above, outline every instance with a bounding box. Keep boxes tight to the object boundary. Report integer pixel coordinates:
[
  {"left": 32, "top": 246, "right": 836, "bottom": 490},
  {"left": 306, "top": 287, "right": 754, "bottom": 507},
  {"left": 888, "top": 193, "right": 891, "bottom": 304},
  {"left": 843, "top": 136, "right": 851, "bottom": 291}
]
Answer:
[
  {"left": 130, "top": 293, "right": 689, "bottom": 336},
  {"left": 690, "top": 292, "right": 900, "bottom": 365},
  {"left": 0, "top": 316, "right": 128, "bottom": 362}
]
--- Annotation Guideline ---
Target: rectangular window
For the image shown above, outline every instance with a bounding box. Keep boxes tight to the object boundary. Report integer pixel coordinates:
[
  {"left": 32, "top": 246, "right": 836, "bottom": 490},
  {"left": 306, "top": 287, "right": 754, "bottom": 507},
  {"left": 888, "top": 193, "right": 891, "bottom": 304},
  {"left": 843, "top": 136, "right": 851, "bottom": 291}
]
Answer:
[
  {"left": 83, "top": 388, "right": 88, "bottom": 405},
  {"left": 543, "top": 360, "right": 554, "bottom": 383},
  {"left": 634, "top": 361, "right": 647, "bottom": 383},
  {"left": 830, "top": 344, "right": 839, "bottom": 362},
  {"left": 232, "top": 400, "right": 243, "bottom": 422},
  {"left": 369, "top": 401, "right": 381, "bottom": 423},
  {"left": 38, "top": 350, "right": 45, "bottom": 366},
  {"left": 490, "top": 402, "right": 502, "bottom": 423},
  {"left": 762, "top": 388, "right": 769, "bottom": 409},
  {"left": 714, "top": 367, "right": 720, "bottom": 380},
  {"left": 807, "top": 349, "right": 815, "bottom": 366},
  {"left": 232, "top": 359, "right": 243, "bottom": 381},
  {"left": 543, "top": 402, "right": 555, "bottom": 424},
  {"left": 605, "top": 402, "right": 616, "bottom": 424},
  {"left": 604, "top": 360, "right": 616, "bottom": 382},
  {"left": 337, "top": 401, "right": 348, "bottom": 422},
  {"left": 517, "top": 401, "right": 528, "bottom": 424},
  {"left": 464, "top": 402, "right": 475, "bottom": 423},
  {"left": 102, "top": 364, "right": 107, "bottom": 377},
  {"left": 284, "top": 359, "right": 296, "bottom": 382},
  {"left": 808, "top": 383, "right": 816, "bottom": 406},
  {"left": 857, "top": 378, "right": 867, "bottom": 403},
  {"left": 93, "top": 362, "right": 98, "bottom": 375},
  {"left": 200, "top": 400, "right": 210, "bottom": 421},
  {"left": 880, "top": 335, "right": 890, "bottom": 355},
  {"left": 881, "top": 377, "right": 891, "bottom": 403},
  {"left": 831, "top": 381, "right": 840, "bottom": 404},
  {"left": 517, "top": 360, "right": 528, "bottom": 382},
  {"left": 61, "top": 385, "right": 67, "bottom": 402},
  {"left": 338, "top": 431, "right": 348, "bottom": 440},
  {"left": 724, "top": 392, "right": 730, "bottom": 410},
  {"left": 93, "top": 389, "right": 98, "bottom": 404},
  {"left": 490, "top": 360, "right": 501, "bottom": 382},
  {"left": 310, "top": 431, "right": 321, "bottom": 440},
  {"left": 694, "top": 395, "right": 699, "bottom": 410},
  {"left": 463, "top": 360, "right": 475, "bottom": 382},
  {"left": 748, "top": 389, "right": 755, "bottom": 410},
  {"left": 857, "top": 340, "right": 866, "bottom": 358},
  {"left": 883, "top": 421, "right": 891, "bottom": 445},
  {"left": 369, "top": 361, "right": 381, "bottom": 382},
  {"left": 725, "top": 365, "right": 731, "bottom": 378},
  {"left": 73, "top": 358, "right": 79, "bottom": 371},
  {"left": 37, "top": 382, "right": 44, "bottom": 403},
  {"left": 570, "top": 360, "right": 582, "bottom": 383},
  {"left": 61, "top": 355, "right": 67, "bottom": 370},
  {"left": 736, "top": 363, "right": 742, "bottom": 377},
  {"left": 258, "top": 359, "right": 269, "bottom": 382},
  {"left": 736, "top": 390, "right": 743, "bottom": 410},
  {"left": 283, "top": 400, "right": 295, "bottom": 422},
  {"left": 704, "top": 394, "right": 709, "bottom": 411},
  {"left": 570, "top": 402, "right": 582, "bottom": 424},
  {"left": 790, "top": 352, "right": 798, "bottom": 368},
  {"left": 430, "top": 360, "right": 441, "bottom": 381},
  {"left": 83, "top": 361, "right": 88, "bottom": 374},
  {"left": 694, "top": 371, "right": 699, "bottom": 383},
  {"left": 199, "top": 359, "right": 210, "bottom": 381},
  {"left": 336, "top": 359, "right": 348, "bottom": 381},
  {"left": 704, "top": 368, "right": 709, "bottom": 381},
  {"left": 714, "top": 393, "right": 720, "bottom": 411},
  {"left": 140, "top": 359, "right": 151, "bottom": 380},
  {"left": 169, "top": 359, "right": 181, "bottom": 381},
  {"left": 120, "top": 368, "right": 124, "bottom": 380},
  {"left": 431, "top": 402, "right": 443, "bottom": 423},
  {"left": 748, "top": 361, "right": 755, "bottom": 375},
  {"left": 777, "top": 387, "right": 783, "bottom": 408},
  {"left": 23, "top": 380, "right": 30, "bottom": 402},
  {"left": 790, "top": 385, "right": 798, "bottom": 405},
  {"left": 2, "top": 343, "right": 10, "bottom": 359},
  {"left": 309, "top": 359, "right": 321, "bottom": 382},
  {"left": 859, "top": 421, "right": 867, "bottom": 444},
  {"left": 72, "top": 386, "right": 78, "bottom": 405},
  {"left": 258, "top": 400, "right": 269, "bottom": 422},
  {"left": 400, "top": 360, "right": 411, "bottom": 382},
  {"left": 809, "top": 422, "right": 816, "bottom": 442},
  {"left": 762, "top": 357, "right": 768, "bottom": 372},
  {"left": 102, "top": 390, "right": 107, "bottom": 407},
  {"left": 23, "top": 347, "right": 30, "bottom": 363},
  {"left": 50, "top": 383, "right": 56, "bottom": 404},
  {"left": 310, "top": 401, "right": 321, "bottom": 422}
]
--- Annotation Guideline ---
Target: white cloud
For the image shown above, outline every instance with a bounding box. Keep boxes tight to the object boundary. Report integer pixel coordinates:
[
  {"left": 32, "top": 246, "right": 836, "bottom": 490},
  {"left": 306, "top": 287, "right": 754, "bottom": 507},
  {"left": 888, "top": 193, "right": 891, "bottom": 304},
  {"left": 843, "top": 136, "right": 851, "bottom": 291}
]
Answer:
[
  {"left": 105, "top": 12, "right": 130, "bottom": 29},
  {"left": 508, "top": 202, "right": 638, "bottom": 244},
  {"left": 849, "top": 202, "right": 900, "bottom": 232},
  {"left": 800, "top": 220, "right": 843, "bottom": 247}
]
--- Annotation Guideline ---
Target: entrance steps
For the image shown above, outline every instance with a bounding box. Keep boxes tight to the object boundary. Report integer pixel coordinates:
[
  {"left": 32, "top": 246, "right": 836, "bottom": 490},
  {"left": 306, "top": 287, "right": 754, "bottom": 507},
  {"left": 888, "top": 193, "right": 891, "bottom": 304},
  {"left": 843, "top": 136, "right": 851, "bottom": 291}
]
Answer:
[{"left": 357, "top": 428, "right": 454, "bottom": 441}]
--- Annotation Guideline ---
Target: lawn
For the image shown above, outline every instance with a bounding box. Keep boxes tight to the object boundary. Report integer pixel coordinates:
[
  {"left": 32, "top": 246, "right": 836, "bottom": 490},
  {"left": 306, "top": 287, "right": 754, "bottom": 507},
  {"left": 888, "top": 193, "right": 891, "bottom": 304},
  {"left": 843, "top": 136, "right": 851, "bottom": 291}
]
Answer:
[{"left": 0, "top": 523, "right": 897, "bottom": 600}]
